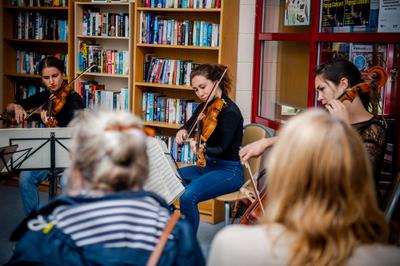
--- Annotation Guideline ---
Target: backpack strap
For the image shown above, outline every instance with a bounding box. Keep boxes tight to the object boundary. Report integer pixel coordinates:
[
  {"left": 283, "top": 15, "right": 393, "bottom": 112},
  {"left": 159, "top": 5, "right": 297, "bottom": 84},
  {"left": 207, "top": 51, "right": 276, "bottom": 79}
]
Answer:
[{"left": 146, "top": 211, "right": 181, "bottom": 266}]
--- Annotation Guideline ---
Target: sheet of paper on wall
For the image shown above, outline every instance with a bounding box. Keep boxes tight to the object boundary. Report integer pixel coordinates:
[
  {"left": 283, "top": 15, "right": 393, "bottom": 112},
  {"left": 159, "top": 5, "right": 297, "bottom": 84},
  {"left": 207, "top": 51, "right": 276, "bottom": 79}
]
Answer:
[
  {"left": 378, "top": 0, "right": 400, "bottom": 32},
  {"left": 144, "top": 137, "right": 185, "bottom": 205},
  {"left": 284, "top": 0, "right": 310, "bottom": 26}
]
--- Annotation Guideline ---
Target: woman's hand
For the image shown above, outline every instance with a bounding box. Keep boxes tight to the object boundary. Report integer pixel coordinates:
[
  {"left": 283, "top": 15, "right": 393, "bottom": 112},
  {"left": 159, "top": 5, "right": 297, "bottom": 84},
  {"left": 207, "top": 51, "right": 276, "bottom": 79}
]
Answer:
[
  {"left": 175, "top": 129, "right": 188, "bottom": 144},
  {"left": 40, "top": 110, "right": 49, "bottom": 125},
  {"left": 13, "top": 104, "right": 27, "bottom": 124},
  {"left": 239, "top": 137, "right": 278, "bottom": 163},
  {"left": 189, "top": 138, "right": 205, "bottom": 154},
  {"left": 326, "top": 99, "right": 350, "bottom": 124}
]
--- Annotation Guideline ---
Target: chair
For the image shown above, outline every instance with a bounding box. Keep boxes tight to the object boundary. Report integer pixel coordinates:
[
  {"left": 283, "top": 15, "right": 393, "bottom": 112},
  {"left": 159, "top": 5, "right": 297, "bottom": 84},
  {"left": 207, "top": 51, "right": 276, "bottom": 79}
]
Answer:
[{"left": 216, "top": 123, "right": 273, "bottom": 225}]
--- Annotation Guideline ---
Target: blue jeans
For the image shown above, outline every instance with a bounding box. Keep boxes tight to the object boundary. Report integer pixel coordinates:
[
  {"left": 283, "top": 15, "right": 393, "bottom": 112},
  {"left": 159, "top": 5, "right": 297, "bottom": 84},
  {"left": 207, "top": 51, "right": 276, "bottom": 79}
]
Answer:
[
  {"left": 19, "top": 169, "right": 64, "bottom": 215},
  {"left": 179, "top": 158, "right": 243, "bottom": 233}
]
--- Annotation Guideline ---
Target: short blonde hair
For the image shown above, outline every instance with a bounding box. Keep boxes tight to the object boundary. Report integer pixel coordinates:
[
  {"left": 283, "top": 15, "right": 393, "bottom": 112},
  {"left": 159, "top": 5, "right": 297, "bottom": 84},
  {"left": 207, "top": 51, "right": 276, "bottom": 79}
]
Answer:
[
  {"left": 265, "top": 109, "right": 387, "bottom": 266},
  {"left": 68, "top": 110, "right": 148, "bottom": 192}
]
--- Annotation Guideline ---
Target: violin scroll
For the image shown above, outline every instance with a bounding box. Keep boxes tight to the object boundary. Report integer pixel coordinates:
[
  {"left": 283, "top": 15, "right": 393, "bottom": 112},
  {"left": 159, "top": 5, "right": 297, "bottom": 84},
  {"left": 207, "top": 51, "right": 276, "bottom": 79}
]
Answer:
[{"left": 338, "top": 66, "right": 388, "bottom": 103}]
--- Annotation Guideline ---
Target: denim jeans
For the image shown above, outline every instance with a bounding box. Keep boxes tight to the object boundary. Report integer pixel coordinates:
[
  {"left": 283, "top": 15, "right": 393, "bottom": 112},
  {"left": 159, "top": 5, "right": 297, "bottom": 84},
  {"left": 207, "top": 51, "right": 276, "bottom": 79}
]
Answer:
[
  {"left": 19, "top": 169, "right": 64, "bottom": 215},
  {"left": 179, "top": 158, "right": 243, "bottom": 233}
]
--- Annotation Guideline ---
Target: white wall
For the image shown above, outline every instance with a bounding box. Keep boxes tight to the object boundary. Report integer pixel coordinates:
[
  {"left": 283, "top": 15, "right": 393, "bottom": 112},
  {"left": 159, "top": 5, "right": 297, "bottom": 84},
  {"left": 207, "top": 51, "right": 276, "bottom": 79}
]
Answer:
[{"left": 235, "top": 0, "right": 256, "bottom": 125}]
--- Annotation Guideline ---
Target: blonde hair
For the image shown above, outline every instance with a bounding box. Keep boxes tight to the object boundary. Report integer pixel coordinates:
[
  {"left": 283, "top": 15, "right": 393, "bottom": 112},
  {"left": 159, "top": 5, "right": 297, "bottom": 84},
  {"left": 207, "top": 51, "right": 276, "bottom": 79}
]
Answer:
[
  {"left": 68, "top": 110, "right": 148, "bottom": 192},
  {"left": 265, "top": 109, "right": 387, "bottom": 266}
]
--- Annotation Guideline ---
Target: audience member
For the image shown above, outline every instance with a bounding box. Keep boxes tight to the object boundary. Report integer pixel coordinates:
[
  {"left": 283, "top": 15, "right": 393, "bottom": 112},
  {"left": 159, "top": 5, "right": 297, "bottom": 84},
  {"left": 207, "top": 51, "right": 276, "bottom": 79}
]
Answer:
[
  {"left": 209, "top": 110, "right": 399, "bottom": 266},
  {"left": 6, "top": 111, "right": 205, "bottom": 266}
]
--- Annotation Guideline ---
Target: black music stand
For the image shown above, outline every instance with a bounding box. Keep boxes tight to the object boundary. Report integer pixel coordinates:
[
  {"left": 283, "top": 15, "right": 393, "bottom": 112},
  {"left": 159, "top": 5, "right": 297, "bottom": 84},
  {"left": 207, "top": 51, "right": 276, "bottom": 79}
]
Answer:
[{"left": 10, "top": 132, "right": 70, "bottom": 199}]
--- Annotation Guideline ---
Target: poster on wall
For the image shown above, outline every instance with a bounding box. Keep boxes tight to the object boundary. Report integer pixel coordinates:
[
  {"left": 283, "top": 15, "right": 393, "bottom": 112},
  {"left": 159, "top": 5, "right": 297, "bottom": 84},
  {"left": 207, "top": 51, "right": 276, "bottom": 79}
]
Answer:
[
  {"left": 284, "top": 0, "right": 311, "bottom": 26},
  {"left": 378, "top": 0, "right": 400, "bottom": 32}
]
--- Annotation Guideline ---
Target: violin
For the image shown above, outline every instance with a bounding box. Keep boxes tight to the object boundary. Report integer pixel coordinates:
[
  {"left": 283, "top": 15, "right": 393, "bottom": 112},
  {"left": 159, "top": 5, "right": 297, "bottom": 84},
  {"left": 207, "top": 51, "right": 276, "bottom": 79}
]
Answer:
[
  {"left": 337, "top": 66, "right": 388, "bottom": 103},
  {"left": 195, "top": 97, "right": 226, "bottom": 167},
  {"left": 186, "top": 67, "right": 228, "bottom": 168}
]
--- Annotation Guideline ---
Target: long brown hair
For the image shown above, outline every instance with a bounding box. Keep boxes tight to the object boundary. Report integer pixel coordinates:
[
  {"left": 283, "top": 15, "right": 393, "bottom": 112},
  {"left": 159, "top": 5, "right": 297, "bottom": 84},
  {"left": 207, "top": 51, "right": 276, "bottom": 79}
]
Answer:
[{"left": 265, "top": 109, "right": 387, "bottom": 266}]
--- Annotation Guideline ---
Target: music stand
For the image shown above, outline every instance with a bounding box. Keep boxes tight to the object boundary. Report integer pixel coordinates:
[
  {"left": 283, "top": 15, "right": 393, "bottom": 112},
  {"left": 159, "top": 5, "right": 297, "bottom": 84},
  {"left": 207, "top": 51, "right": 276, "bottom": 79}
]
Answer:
[
  {"left": 0, "top": 145, "right": 21, "bottom": 181},
  {"left": 1, "top": 128, "right": 72, "bottom": 200}
]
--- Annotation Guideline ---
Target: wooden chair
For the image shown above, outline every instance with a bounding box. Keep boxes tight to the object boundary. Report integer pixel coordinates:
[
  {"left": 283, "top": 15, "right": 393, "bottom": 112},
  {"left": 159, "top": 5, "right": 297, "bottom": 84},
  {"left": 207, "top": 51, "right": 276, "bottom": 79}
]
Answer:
[{"left": 216, "top": 123, "right": 273, "bottom": 225}]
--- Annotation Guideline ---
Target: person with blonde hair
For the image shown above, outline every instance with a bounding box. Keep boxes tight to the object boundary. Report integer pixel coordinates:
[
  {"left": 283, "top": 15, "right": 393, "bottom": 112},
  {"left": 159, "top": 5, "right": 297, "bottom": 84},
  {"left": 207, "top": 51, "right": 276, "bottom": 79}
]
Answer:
[
  {"left": 6, "top": 111, "right": 205, "bottom": 266},
  {"left": 209, "top": 109, "right": 399, "bottom": 266}
]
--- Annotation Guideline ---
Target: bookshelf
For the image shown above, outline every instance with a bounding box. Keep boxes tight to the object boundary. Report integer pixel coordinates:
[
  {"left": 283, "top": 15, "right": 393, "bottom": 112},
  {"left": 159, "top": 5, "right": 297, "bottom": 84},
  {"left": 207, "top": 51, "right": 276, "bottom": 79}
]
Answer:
[
  {"left": 133, "top": 0, "right": 240, "bottom": 224},
  {"left": 1, "top": 0, "right": 73, "bottom": 123},
  {"left": 74, "top": 0, "right": 133, "bottom": 111}
]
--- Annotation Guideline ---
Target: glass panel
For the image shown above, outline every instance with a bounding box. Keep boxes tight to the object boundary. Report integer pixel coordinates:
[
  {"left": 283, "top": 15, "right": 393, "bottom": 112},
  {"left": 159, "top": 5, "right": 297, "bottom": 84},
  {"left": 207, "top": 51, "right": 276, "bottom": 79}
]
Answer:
[
  {"left": 262, "top": 0, "right": 311, "bottom": 33},
  {"left": 258, "top": 41, "right": 310, "bottom": 122},
  {"left": 320, "top": 0, "right": 400, "bottom": 33},
  {"left": 317, "top": 42, "right": 398, "bottom": 115}
]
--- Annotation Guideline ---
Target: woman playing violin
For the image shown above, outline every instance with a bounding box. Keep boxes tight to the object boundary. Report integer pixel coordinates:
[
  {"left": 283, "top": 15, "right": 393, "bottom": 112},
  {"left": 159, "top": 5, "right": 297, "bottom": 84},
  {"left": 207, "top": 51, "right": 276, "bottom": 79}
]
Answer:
[
  {"left": 240, "top": 58, "right": 386, "bottom": 205},
  {"left": 6, "top": 56, "right": 83, "bottom": 127},
  {"left": 5, "top": 56, "right": 83, "bottom": 215},
  {"left": 314, "top": 57, "right": 386, "bottom": 205},
  {"left": 175, "top": 64, "right": 244, "bottom": 233}
]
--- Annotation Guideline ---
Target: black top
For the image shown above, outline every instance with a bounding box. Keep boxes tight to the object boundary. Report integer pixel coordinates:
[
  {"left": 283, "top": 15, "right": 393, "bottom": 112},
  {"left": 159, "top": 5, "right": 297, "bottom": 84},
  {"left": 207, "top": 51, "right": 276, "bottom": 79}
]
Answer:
[
  {"left": 181, "top": 93, "right": 243, "bottom": 161},
  {"left": 17, "top": 90, "right": 84, "bottom": 127},
  {"left": 353, "top": 117, "right": 386, "bottom": 206}
]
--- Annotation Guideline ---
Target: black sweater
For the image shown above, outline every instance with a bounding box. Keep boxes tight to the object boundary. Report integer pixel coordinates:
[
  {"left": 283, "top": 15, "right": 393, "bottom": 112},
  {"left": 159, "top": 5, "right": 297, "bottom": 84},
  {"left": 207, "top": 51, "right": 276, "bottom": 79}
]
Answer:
[
  {"left": 181, "top": 93, "right": 243, "bottom": 161},
  {"left": 18, "top": 90, "right": 84, "bottom": 127}
]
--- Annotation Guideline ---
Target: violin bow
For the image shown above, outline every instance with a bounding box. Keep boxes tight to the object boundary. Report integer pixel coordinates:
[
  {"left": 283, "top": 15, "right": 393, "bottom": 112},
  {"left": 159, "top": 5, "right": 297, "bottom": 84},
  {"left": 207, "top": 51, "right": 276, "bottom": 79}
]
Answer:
[
  {"left": 244, "top": 161, "right": 265, "bottom": 215},
  {"left": 186, "top": 67, "right": 228, "bottom": 138},
  {"left": 24, "top": 64, "right": 96, "bottom": 120}
]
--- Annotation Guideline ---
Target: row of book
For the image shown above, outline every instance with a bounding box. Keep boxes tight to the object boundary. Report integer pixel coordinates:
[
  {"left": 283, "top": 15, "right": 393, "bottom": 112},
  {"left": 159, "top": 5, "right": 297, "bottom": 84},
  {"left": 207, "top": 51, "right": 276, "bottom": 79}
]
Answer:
[
  {"left": 76, "top": 81, "right": 129, "bottom": 111},
  {"left": 82, "top": 9, "right": 129, "bottom": 37},
  {"left": 142, "top": 92, "right": 199, "bottom": 124},
  {"left": 144, "top": 56, "right": 199, "bottom": 86},
  {"left": 14, "top": 81, "right": 46, "bottom": 102},
  {"left": 140, "top": 12, "right": 220, "bottom": 47},
  {"left": 14, "top": 12, "right": 68, "bottom": 40},
  {"left": 142, "top": 0, "right": 221, "bottom": 8},
  {"left": 16, "top": 50, "right": 68, "bottom": 75},
  {"left": 78, "top": 42, "right": 129, "bottom": 75},
  {"left": 156, "top": 135, "right": 195, "bottom": 164},
  {"left": 10, "top": 0, "right": 68, "bottom": 7}
]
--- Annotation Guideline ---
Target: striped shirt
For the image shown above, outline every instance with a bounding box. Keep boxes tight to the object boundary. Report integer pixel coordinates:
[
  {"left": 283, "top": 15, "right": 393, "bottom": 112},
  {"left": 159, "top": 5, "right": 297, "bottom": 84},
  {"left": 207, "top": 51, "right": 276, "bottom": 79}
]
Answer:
[{"left": 49, "top": 196, "right": 171, "bottom": 251}]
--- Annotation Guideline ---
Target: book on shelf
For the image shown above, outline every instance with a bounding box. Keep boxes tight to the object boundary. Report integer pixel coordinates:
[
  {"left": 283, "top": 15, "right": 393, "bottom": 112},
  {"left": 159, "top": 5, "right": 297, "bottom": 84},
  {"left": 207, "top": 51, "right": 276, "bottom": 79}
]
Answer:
[
  {"left": 10, "top": 0, "right": 68, "bottom": 7},
  {"left": 154, "top": 135, "right": 195, "bottom": 164},
  {"left": 16, "top": 50, "right": 68, "bottom": 75},
  {"left": 142, "top": 0, "right": 221, "bottom": 8},
  {"left": 77, "top": 80, "right": 129, "bottom": 111},
  {"left": 82, "top": 8, "right": 129, "bottom": 37},
  {"left": 14, "top": 12, "right": 68, "bottom": 40},
  {"left": 142, "top": 92, "right": 198, "bottom": 124},
  {"left": 144, "top": 137, "right": 185, "bottom": 204},
  {"left": 140, "top": 11, "right": 219, "bottom": 47},
  {"left": 78, "top": 41, "right": 129, "bottom": 75}
]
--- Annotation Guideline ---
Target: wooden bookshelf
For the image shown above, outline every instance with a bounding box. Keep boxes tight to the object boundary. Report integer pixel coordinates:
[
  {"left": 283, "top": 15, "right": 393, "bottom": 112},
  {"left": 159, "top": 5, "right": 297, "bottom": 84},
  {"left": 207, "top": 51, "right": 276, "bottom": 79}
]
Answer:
[
  {"left": 1, "top": 0, "right": 74, "bottom": 114},
  {"left": 133, "top": 0, "right": 239, "bottom": 134},
  {"left": 74, "top": 0, "right": 133, "bottom": 111},
  {"left": 133, "top": 0, "right": 239, "bottom": 224}
]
